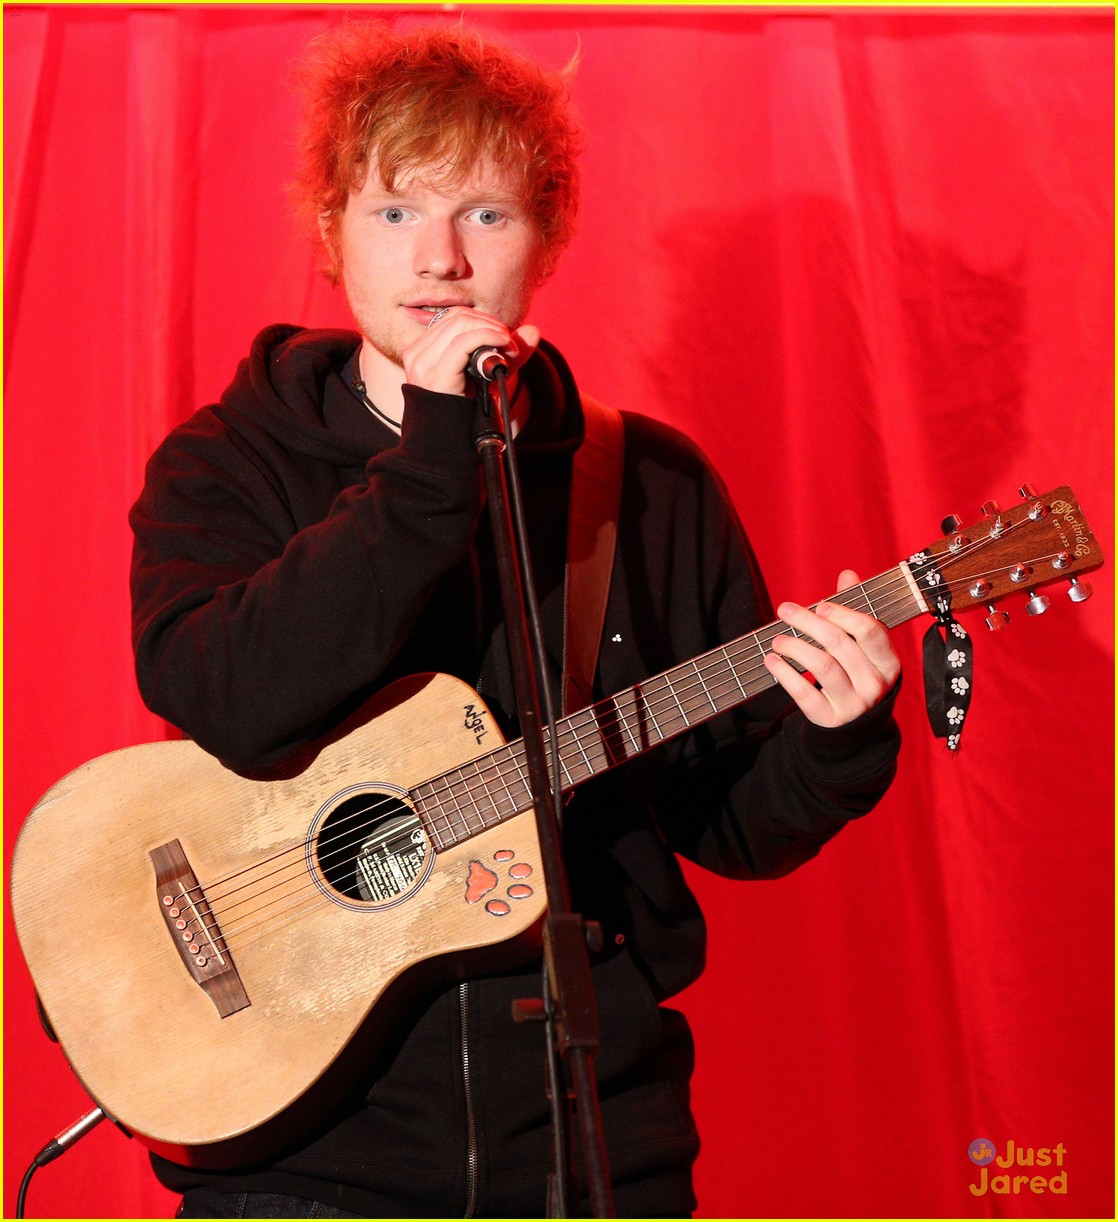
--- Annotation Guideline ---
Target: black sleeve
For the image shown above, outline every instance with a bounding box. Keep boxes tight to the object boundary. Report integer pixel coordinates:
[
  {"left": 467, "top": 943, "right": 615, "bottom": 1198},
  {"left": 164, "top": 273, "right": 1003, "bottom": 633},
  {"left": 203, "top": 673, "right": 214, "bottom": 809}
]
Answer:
[
  {"left": 618, "top": 425, "right": 901, "bottom": 879},
  {"left": 129, "top": 385, "right": 483, "bottom": 772},
  {"left": 656, "top": 677, "right": 901, "bottom": 880}
]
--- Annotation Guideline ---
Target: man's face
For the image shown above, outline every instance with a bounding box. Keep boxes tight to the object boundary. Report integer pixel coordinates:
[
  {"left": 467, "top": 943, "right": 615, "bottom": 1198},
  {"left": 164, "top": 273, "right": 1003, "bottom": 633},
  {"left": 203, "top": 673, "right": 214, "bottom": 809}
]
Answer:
[{"left": 334, "top": 158, "right": 547, "bottom": 383}]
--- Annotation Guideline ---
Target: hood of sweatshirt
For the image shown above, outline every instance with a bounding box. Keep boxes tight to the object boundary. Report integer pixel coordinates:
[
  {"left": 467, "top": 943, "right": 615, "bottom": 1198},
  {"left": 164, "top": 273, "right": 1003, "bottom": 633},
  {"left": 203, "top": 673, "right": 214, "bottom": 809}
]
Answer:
[{"left": 215, "top": 323, "right": 586, "bottom": 469}]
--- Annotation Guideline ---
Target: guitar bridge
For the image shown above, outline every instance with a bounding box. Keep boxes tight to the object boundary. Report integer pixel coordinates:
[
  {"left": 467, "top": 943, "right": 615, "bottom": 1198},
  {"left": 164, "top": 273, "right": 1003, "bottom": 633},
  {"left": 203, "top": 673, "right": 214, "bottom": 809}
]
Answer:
[{"left": 150, "top": 839, "right": 250, "bottom": 1018}]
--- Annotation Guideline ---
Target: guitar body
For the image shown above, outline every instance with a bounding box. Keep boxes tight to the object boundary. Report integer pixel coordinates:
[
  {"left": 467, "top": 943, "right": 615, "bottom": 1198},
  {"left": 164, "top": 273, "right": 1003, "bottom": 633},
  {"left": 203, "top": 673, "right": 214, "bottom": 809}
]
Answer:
[{"left": 10, "top": 672, "right": 546, "bottom": 1166}]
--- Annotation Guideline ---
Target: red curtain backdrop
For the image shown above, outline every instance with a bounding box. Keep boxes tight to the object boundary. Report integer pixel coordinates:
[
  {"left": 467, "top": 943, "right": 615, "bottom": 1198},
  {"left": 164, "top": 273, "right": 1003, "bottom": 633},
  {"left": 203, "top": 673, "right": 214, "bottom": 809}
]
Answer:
[{"left": 4, "top": 6, "right": 1113, "bottom": 1218}]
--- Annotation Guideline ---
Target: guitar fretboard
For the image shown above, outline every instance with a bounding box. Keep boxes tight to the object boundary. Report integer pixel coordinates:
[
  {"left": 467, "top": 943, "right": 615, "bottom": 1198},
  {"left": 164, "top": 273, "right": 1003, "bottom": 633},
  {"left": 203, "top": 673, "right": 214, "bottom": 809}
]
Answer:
[{"left": 412, "top": 564, "right": 926, "bottom": 852}]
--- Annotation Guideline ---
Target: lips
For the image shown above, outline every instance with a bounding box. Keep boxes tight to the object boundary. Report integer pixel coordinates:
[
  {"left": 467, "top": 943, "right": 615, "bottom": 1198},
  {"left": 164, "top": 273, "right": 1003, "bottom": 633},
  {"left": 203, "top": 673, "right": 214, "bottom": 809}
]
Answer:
[
  {"left": 401, "top": 301, "right": 474, "bottom": 327},
  {"left": 406, "top": 300, "right": 473, "bottom": 312}
]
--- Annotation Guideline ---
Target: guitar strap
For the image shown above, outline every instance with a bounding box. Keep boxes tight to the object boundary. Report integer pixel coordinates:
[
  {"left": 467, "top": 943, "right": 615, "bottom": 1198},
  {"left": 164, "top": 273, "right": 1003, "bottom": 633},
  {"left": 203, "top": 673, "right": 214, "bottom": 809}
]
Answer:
[{"left": 561, "top": 394, "right": 624, "bottom": 716}]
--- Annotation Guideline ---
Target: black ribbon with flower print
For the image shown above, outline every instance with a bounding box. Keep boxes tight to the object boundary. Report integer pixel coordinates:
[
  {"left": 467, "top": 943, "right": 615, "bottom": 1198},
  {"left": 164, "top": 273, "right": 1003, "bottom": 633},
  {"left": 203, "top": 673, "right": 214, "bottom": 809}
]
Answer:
[{"left": 908, "top": 550, "right": 974, "bottom": 751}]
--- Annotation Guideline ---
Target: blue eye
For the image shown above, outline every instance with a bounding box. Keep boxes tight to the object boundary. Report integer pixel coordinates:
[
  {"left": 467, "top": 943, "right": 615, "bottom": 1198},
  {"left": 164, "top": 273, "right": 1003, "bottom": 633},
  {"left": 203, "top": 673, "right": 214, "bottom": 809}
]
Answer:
[
  {"left": 471, "top": 209, "right": 503, "bottom": 226},
  {"left": 381, "top": 207, "right": 408, "bottom": 224}
]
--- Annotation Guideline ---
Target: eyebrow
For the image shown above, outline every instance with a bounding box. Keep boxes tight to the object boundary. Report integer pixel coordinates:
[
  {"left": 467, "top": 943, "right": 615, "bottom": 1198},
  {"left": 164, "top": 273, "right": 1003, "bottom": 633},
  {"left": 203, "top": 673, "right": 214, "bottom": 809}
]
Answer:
[
  {"left": 392, "top": 192, "right": 523, "bottom": 207},
  {"left": 367, "top": 180, "right": 524, "bottom": 205}
]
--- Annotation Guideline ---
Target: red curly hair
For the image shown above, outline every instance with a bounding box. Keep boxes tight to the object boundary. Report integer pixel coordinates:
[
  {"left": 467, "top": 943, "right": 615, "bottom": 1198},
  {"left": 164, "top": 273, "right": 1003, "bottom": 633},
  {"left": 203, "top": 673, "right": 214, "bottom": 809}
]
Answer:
[{"left": 293, "top": 22, "right": 581, "bottom": 281}]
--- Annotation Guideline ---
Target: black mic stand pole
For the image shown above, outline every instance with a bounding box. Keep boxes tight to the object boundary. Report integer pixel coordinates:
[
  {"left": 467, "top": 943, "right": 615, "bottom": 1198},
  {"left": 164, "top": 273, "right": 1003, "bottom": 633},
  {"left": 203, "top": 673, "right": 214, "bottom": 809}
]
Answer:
[{"left": 470, "top": 363, "right": 615, "bottom": 1219}]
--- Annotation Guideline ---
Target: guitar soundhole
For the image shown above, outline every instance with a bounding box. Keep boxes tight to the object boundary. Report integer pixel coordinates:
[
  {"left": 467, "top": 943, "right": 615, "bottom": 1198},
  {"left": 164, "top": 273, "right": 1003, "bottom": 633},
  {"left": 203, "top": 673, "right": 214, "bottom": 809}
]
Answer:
[{"left": 313, "top": 789, "right": 430, "bottom": 907}]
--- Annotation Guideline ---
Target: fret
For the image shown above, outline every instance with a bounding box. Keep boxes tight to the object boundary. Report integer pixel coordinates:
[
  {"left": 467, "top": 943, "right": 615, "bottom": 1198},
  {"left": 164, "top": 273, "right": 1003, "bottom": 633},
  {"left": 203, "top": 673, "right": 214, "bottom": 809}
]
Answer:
[
  {"left": 415, "top": 782, "right": 455, "bottom": 851},
  {"left": 446, "top": 769, "right": 485, "bottom": 836},
  {"left": 413, "top": 780, "right": 453, "bottom": 843},
  {"left": 644, "top": 672, "right": 689, "bottom": 739},
  {"left": 709, "top": 645, "right": 740, "bottom": 714},
  {"left": 467, "top": 753, "right": 514, "bottom": 820},
  {"left": 567, "top": 708, "right": 614, "bottom": 778},
  {"left": 555, "top": 748, "right": 576, "bottom": 790},
  {"left": 571, "top": 708, "right": 598, "bottom": 772},
  {"left": 751, "top": 629, "right": 773, "bottom": 693},
  {"left": 585, "top": 688, "right": 654, "bottom": 767},
  {"left": 559, "top": 708, "right": 593, "bottom": 782},
  {"left": 624, "top": 684, "right": 667, "bottom": 753},
  {"left": 688, "top": 658, "right": 717, "bottom": 715},
  {"left": 662, "top": 670, "right": 691, "bottom": 728},
  {"left": 494, "top": 746, "right": 532, "bottom": 818},
  {"left": 615, "top": 688, "right": 644, "bottom": 755},
  {"left": 726, "top": 639, "right": 752, "bottom": 702}
]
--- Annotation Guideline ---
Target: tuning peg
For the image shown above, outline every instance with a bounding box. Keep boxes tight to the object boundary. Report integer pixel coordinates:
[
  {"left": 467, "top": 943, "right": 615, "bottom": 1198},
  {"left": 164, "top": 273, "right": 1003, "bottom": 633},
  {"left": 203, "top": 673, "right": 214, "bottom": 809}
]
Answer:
[
  {"left": 939, "top": 511, "right": 970, "bottom": 552},
  {"left": 1025, "top": 590, "right": 1051, "bottom": 616},
  {"left": 982, "top": 500, "right": 1007, "bottom": 537},
  {"left": 1067, "top": 578, "right": 1093, "bottom": 603},
  {"left": 986, "top": 604, "right": 1010, "bottom": 631},
  {"left": 1017, "top": 483, "right": 1050, "bottom": 519}
]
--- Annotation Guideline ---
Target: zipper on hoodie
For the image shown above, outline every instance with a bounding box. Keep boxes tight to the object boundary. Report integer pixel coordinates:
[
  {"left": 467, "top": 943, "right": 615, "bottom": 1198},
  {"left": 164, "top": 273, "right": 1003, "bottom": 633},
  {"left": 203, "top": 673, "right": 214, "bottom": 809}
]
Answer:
[{"left": 459, "top": 981, "right": 480, "bottom": 1217}]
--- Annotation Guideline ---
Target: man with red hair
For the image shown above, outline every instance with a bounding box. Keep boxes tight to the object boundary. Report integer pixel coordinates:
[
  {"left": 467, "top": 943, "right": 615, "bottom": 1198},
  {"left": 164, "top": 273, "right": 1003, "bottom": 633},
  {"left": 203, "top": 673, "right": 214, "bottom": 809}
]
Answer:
[{"left": 130, "top": 22, "right": 901, "bottom": 1218}]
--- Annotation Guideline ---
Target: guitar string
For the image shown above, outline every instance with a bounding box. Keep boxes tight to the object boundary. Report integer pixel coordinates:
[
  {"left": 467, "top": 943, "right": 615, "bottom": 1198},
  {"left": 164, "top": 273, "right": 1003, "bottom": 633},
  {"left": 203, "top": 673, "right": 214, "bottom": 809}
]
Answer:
[
  {"left": 173, "top": 548, "right": 1030, "bottom": 957},
  {"left": 164, "top": 592, "right": 908, "bottom": 954},
  {"left": 249, "top": 529, "right": 1041, "bottom": 862},
  {"left": 173, "top": 540, "right": 1060, "bottom": 956},
  {"left": 165, "top": 599, "right": 980, "bottom": 959},
  {"left": 174, "top": 531, "right": 1070, "bottom": 955},
  {"left": 173, "top": 567, "right": 918, "bottom": 932}
]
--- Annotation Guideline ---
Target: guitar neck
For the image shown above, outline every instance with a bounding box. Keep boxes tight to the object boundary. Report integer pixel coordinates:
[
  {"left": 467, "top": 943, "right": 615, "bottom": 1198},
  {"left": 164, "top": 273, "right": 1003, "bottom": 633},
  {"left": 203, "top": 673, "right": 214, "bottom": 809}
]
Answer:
[{"left": 414, "top": 563, "right": 927, "bottom": 852}]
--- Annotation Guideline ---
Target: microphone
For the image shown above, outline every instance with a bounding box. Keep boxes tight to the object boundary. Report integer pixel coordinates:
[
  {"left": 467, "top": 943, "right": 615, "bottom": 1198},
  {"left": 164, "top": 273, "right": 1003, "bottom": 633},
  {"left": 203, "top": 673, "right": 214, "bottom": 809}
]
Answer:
[{"left": 467, "top": 347, "right": 508, "bottom": 382}]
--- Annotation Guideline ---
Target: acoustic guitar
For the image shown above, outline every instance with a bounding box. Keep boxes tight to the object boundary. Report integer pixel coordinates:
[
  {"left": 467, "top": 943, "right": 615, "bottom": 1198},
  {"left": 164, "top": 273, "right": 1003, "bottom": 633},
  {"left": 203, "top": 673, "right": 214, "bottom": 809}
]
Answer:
[{"left": 9, "top": 484, "right": 1102, "bottom": 1166}]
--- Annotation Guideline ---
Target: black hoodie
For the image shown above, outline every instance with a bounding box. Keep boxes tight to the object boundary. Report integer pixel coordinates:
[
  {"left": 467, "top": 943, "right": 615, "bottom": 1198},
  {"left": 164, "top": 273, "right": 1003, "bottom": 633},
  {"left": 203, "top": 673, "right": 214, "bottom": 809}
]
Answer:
[{"left": 129, "top": 325, "right": 899, "bottom": 1215}]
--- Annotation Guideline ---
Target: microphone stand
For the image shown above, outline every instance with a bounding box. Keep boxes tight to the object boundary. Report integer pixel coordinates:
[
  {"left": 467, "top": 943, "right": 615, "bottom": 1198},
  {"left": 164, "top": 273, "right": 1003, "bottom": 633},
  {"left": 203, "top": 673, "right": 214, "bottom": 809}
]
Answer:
[{"left": 470, "top": 363, "right": 615, "bottom": 1219}]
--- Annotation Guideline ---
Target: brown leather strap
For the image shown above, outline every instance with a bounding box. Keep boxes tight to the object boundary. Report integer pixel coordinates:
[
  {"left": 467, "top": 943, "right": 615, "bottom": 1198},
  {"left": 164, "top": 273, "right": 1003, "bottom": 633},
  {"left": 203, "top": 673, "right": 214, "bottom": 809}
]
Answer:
[{"left": 562, "top": 394, "right": 624, "bottom": 715}]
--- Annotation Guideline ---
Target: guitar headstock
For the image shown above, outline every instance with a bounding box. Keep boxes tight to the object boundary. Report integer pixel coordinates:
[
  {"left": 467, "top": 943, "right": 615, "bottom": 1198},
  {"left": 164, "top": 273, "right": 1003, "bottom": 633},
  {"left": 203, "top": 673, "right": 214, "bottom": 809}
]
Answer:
[{"left": 910, "top": 484, "right": 1104, "bottom": 627}]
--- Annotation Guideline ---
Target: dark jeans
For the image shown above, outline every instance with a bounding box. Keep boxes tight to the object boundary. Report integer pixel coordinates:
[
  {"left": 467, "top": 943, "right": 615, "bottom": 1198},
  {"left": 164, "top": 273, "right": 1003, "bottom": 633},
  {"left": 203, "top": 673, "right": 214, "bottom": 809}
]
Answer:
[{"left": 178, "top": 1190, "right": 361, "bottom": 1218}]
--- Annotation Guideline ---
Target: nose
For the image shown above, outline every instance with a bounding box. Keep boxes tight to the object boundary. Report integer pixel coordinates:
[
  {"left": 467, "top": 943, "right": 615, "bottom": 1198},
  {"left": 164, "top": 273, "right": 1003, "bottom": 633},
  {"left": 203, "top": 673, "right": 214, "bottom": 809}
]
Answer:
[{"left": 414, "top": 219, "right": 468, "bottom": 280}]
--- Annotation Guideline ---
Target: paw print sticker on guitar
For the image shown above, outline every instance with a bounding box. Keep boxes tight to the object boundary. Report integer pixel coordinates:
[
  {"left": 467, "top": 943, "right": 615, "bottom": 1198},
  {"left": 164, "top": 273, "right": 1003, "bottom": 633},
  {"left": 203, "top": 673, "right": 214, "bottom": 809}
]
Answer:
[{"left": 463, "top": 849, "right": 536, "bottom": 916}]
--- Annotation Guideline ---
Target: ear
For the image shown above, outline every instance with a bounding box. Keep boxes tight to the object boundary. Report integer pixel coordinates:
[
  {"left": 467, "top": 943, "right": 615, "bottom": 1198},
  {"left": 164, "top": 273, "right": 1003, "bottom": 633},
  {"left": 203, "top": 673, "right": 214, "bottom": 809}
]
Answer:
[
  {"left": 534, "top": 237, "right": 563, "bottom": 288},
  {"left": 318, "top": 212, "right": 342, "bottom": 284}
]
